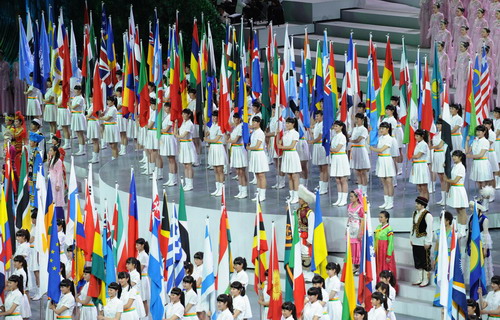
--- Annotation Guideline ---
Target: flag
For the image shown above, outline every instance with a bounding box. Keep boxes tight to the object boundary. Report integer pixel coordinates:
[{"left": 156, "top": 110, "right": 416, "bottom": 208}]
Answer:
[
  {"left": 341, "top": 229, "right": 356, "bottom": 320},
  {"left": 34, "top": 168, "right": 49, "bottom": 296},
  {"left": 201, "top": 218, "right": 216, "bottom": 316},
  {"left": 451, "top": 231, "right": 467, "bottom": 320},
  {"left": 432, "top": 42, "right": 443, "bottom": 120},
  {"left": 219, "top": 41, "right": 231, "bottom": 134},
  {"left": 291, "top": 205, "right": 305, "bottom": 315},
  {"left": 159, "top": 191, "right": 170, "bottom": 273},
  {"left": 357, "top": 199, "right": 376, "bottom": 310},
  {"left": 252, "top": 30, "right": 262, "bottom": 100},
  {"left": 311, "top": 191, "right": 328, "bottom": 278},
  {"left": 323, "top": 41, "right": 338, "bottom": 154},
  {"left": 284, "top": 204, "right": 293, "bottom": 302},
  {"left": 435, "top": 211, "right": 450, "bottom": 307},
  {"left": 190, "top": 18, "right": 200, "bottom": 89},
  {"left": 421, "top": 57, "right": 436, "bottom": 134},
  {"left": 367, "top": 55, "right": 378, "bottom": 146},
  {"left": 138, "top": 43, "right": 150, "bottom": 127},
  {"left": 238, "top": 55, "right": 249, "bottom": 144},
  {"left": 284, "top": 29, "right": 298, "bottom": 105},
  {"left": 92, "top": 59, "right": 104, "bottom": 117},
  {"left": 312, "top": 41, "right": 323, "bottom": 109},
  {"left": 252, "top": 201, "right": 269, "bottom": 294},
  {"left": 369, "top": 35, "right": 382, "bottom": 114},
  {"left": 47, "top": 206, "right": 61, "bottom": 302},
  {"left": 178, "top": 185, "right": 191, "bottom": 262},
  {"left": 478, "top": 47, "right": 491, "bottom": 123},
  {"left": 148, "top": 21, "right": 154, "bottom": 80},
  {"left": 441, "top": 83, "right": 453, "bottom": 178},
  {"left": 18, "top": 17, "right": 33, "bottom": 83},
  {"left": 299, "top": 50, "right": 310, "bottom": 129},
  {"left": 149, "top": 170, "right": 165, "bottom": 320},
  {"left": 267, "top": 223, "right": 282, "bottom": 320},
  {"left": 83, "top": 178, "right": 95, "bottom": 261},
  {"left": 399, "top": 38, "right": 410, "bottom": 126},
  {"left": 173, "top": 206, "right": 187, "bottom": 288},
  {"left": 217, "top": 191, "right": 233, "bottom": 294},
  {"left": 70, "top": 21, "right": 82, "bottom": 83},
  {"left": 89, "top": 216, "right": 106, "bottom": 306},
  {"left": 464, "top": 61, "right": 477, "bottom": 142},
  {"left": 16, "top": 148, "right": 30, "bottom": 230},
  {"left": 0, "top": 186, "right": 12, "bottom": 271},
  {"left": 404, "top": 63, "right": 420, "bottom": 159},
  {"left": 128, "top": 169, "right": 139, "bottom": 258},
  {"left": 66, "top": 157, "right": 77, "bottom": 247},
  {"left": 58, "top": 13, "right": 73, "bottom": 110},
  {"left": 32, "top": 21, "right": 44, "bottom": 93},
  {"left": 113, "top": 184, "right": 127, "bottom": 272},
  {"left": 381, "top": 37, "right": 395, "bottom": 116},
  {"left": 103, "top": 207, "right": 116, "bottom": 286},
  {"left": 469, "top": 202, "right": 487, "bottom": 300},
  {"left": 40, "top": 15, "right": 51, "bottom": 82},
  {"left": 0, "top": 232, "right": 5, "bottom": 300}
]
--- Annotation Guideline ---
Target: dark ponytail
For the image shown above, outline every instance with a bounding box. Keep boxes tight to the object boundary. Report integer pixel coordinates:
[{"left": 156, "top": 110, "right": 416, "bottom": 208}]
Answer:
[
  {"left": 183, "top": 275, "right": 197, "bottom": 293},
  {"left": 379, "top": 270, "right": 396, "bottom": 287},
  {"left": 217, "top": 294, "right": 234, "bottom": 313},
  {"left": 230, "top": 281, "right": 246, "bottom": 297},
  {"left": 326, "top": 262, "right": 341, "bottom": 275},
  {"left": 379, "top": 121, "right": 392, "bottom": 136},
  {"left": 355, "top": 113, "right": 368, "bottom": 129},
  {"left": 136, "top": 238, "right": 150, "bottom": 254},
  {"left": 118, "top": 272, "right": 132, "bottom": 292},
  {"left": 452, "top": 150, "right": 467, "bottom": 169},
  {"left": 60, "top": 278, "right": 76, "bottom": 298},
  {"left": 372, "top": 291, "right": 388, "bottom": 311},
  {"left": 282, "top": 302, "right": 297, "bottom": 320},
  {"left": 385, "top": 105, "right": 399, "bottom": 120},
  {"left": 233, "top": 257, "right": 247, "bottom": 270},
  {"left": 333, "top": 120, "right": 348, "bottom": 143},
  {"left": 171, "top": 287, "right": 185, "bottom": 307},
  {"left": 13, "top": 255, "right": 28, "bottom": 287},
  {"left": 126, "top": 257, "right": 142, "bottom": 279},
  {"left": 414, "top": 128, "right": 429, "bottom": 143}
]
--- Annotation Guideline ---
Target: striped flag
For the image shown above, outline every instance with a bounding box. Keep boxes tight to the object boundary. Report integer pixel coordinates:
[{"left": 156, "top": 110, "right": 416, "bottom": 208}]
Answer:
[
  {"left": 450, "top": 227, "right": 467, "bottom": 320},
  {"left": 464, "top": 61, "right": 477, "bottom": 142},
  {"left": 357, "top": 198, "right": 376, "bottom": 310},
  {"left": 421, "top": 57, "right": 436, "bottom": 134},
  {"left": 113, "top": 184, "right": 127, "bottom": 272},
  {"left": 266, "top": 222, "right": 282, "bottom": 320},
  {"left": 128, "top": 169, "right": 139, "bottom": 258},
  {"left": 252, "top": 30, "right": 262, "bottom": 100},
  {"left": 435, "top": 211, "right": 450, "bottom": 307},
  {"left": 291, "top": 204, "right": 305, "bottom": 315},
  {"left": 89, "top": 216, "right": 106, "bottom": 306},
  {"left": 399, "top": 38, "right": 410, "bottom": 125},
  {"left": 368, "top": 34, "right": 382, "bottom": 114},
  {"left": 190, "top": 18, "right": 199, "bottom": 89},
  {"left": 441, "top": 83, "right": 453, "bottom": 178},
  {"left": 284, "top": 204, "right": 294, "bottom": 302},
  {"left": 404, "top": 62, "right": 419, "bottom": 159},
  {"left": 159, "top": 191, "right": 170, "bottom": 277},
  {"left": 217, "top": 190, "right": 233, "bottom": 294},
  {"left": 178, "top": 184, "right": 191, "bottom": 262},
  {"left": 103, "top": 206, "right": 116, "bottom": 286},
  {"left": 381, "top": 36, "right": 395, "bottom": 116},
  {"left": 34, "top": 168, "right": 48, "bottom": 296},
  {"left": 201, "top": 218, "right": 216, "bottom": 315},
  {"left": 341, "top": 228, "right": 356, "bottom": 320},
  {"left": 66, "top": 157, "right": 77, "bottom": 247},
  {"left": 469, "top": 201, "right": 487, "bottom": 300},
  {"left": 367, "top": 55, "right": 378, "bottom": 146},
  {"left": 0, "top": 184, "right": 13, "bottom": 272},
  {"left": 252, "top": 200, "right": 269, "bottom": 294},
  {"left": 478, "top": 47, "right": 491, "bottom": 123},
  {"left": 432, "top": 41, "right": 443, "bottom": 120},
  {"left": 16, "top": 147, "right": 30, "bottom": 230},
  {"left": 311, "top": 191, "right": 328, "bottom": 278}
]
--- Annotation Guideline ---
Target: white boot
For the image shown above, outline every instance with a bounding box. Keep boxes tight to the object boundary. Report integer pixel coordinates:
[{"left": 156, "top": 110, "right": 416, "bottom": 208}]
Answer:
[
  {"left": 337, "top": 192, "right": 347, "bottom": 206},
  {"left": 436, "top": 191, "right": 446, "bottom": 205},
  {"left": 234, "top": 185, "right": 242, "bottom": 198},
  {"left": 496, "top": 176, "right": 500, "bottom": 189},
  {"left": 397, "top": 162, "right": 403, "bottom": 175},
  {"left": 142, "top": 163, "right": 152, "bottom": 175},
  {"left": 62, "top": 139, "right": 71, "bottom": 149},
  {"left": 385, "top": 196, "right": 394, "bottom": 210},
  {"left": 291, "top": 190, "right": 299, "bottom": 204},
  {"left": 420, "top": 270, "right": 430, "bottom": 287},
  {"left": 278, "top": 175, "right": 286, "bottom": 189},
  {"left": 170, "top": 174, "right": 178, "bottom": 186},
  {"left": 428, "top": 181, "right": 435, "bottom": 193},
  {"left": 239, "top": 186, "right": 248, "bottom": 199},
  {"left": 320, "top": 181, "right": 328, "bottom": 195},
  {"left": 215, "top": 183, "right": 223, "bottom": 197},
  {"left": 157, "top": 169, "right": 163, "bottom": 180},
  {"left": 184, "top": 178, "right": 193, "bottom": 191},
  {"left": 489, "top": 192, "right": 495, "bottom": 203},
  {"left": 211, "top": 182, "right": 220, "bottom": 196},
  {"left": 484, "top": 199, "right": 490, "bottom": 211},
  {"left": 252, "top": 189, "right": 261, "bottom": 201},
  {"left": 163, "top": 173, "right": 173, "bottom": 187},
  {"left": 101, "top": 141, "right": 107, "bottom": 149},
  {"left": 75, "top": 144, "right": 85, "bottom": 156},
  {"left": 119, "top": 144, "right": 127, "bottom": 156},
  {"left": 379, "top": 196, "right": 388, "bottom": 209},
  {"left": 332, "top": 193, "right": 341, "bottom": 206},
  {"left": 140, "top": 151, "right": 147, "bottom": 163},
  {"left": 259, "top": 188, "right": 266, "bottom": 201},
  {"left": 249, "top": 173, "right": 257, "bottom": 185},
  {"left": 412, "top": 269, "right": 423, "bottom": 285}
]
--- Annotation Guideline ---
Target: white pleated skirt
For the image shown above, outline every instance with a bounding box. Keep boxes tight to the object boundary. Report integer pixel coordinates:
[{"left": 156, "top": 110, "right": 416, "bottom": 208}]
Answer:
[
  {"left": 470, "top": 158, "right": 493, "bottom": 182},
  {"left": 230, "top": 145, "right": 248, "bottom": 168},
  {"left": 409, "top": 162, "right": 430, "bottom": 184},
  {"left": 330, "top": 152, "right": 351, "bottom": 177},
  {"left": 43, "top": 103, "right": 57, "bottom": 122},
  {"left": 312, "top": 143, "right": 329, "bottom": 165},
  {"left": 87, "top": 119, "right": 101, "bottom": 140},
  {"left": 249, "top": 150, "right": 269, "bottom": 173},
  {"left": 297, "top": 139, "right": 310, "bottom": 161},
  {"left": 57, "top": 108, "right": 71, "bottom": 126},
  {"left": 141, "top": 276, "right": 151, "bottom": 301},
  {"left": 495, "top": 140, "right": 500, "bottom": 161},
  {"left": 192, "top": 124, "right": 200, "bottom": 138},
  {"left": 138, "top": 126, "right": 147, "bottom": 146},
  {"left": 127, "top": 118, "right": 137, "bottom": 139},
  {"left": 447, "top": 185, "right": 469, "bottom": 208},
  {"left": 431, "top": 150, "right": 445, "bottom": 173},
  {"left": 451, "top": 134, "right": 463, "bottom": 151},
  {"left": 80, "top": 304, "right": 98, "bottom": 320},
  {"left": 27, "top": 99, "right": 42, "bottom": 116},
  {"left": 29, "top": 247, "right": 39, "bottom": 271},
  {"left": 350, "top": 145, "right": 370, "bottom": 169},
  {"left": 376, "top": 154, "right": 396, "bottom": 178},
  {"left": 268, "top": 137, "right": 279, "bottom": 159},
  {"left": 145, "top": 129, "right": 159, "bottom": 150},
  {"left": 394, "top": 126, "right": 404, "bottom": 148},
  {"left": 281, "top": 150, "right": 302, "bottom": 173},
  {"left": 120, "top": 309, "right": 139, "bottom": 320},
  {"left": 21, "top": 293, "right": 31, "bottom": 318},
  {"left": 160, "top": 134, "right": 178, "bottom": 156},
  {"left": 70, "top": 112, "right": 87, "bottom": 131},
  {"left": 178, "top": 140, "right": 197, "bottom": 164},
  {"left": 117, "top": 114, "right": 127, "bottom": 133},
  {"left": 103, "top": 123, "right": 120, "bottom": 144},
  {"left": 327, "top": 300, "right": 343, "bottom": 320},
  {"left": 208, "top": 143, "right": 227, "bottom": 166},
  {"left": 488, "top": 150, "right": 499, "bottom": 172}
]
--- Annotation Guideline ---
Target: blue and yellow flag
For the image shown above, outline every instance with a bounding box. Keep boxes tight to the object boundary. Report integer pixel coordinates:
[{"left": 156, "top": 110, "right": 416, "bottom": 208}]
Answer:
[
  {"left": 311, "top": 191, "right": 328, "bottom": 278},
  {"left": 47, "top": 204, "right": 61, "bottom": 302},
  {"left": 469, "top": 201, "right": 487, "bottom": 300}
]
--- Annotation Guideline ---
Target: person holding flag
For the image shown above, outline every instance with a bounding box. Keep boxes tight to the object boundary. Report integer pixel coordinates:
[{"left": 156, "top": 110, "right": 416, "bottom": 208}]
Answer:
[
  {"left": 296, "top": 184, "right": 315, "bottom": 266},
  {"left": 99, "top": 282, "right": 124, "bottom": 319},
  {"left": 25, "top": 73, "right": 43, "bottom": 119},
  {"left": 43, "top": 78, "right": 57, "bottom": 135},
  {"left": 267, "top": 106, "right": 285, "bottom": 190},
  {"left": 144, "top": 98, "right": 163, "bottom": 179},
  {"left": 479, "top": 275, "right": 500, "bottom": 318},
  {"left": 76, "top": 267, "right": 97, "bottom": 319},
  {"left": 350, "top": 113, "right": 370, "bottom": 194},
  {"left": 205, "top": 110, "right": 228, "bottom": 197},
  {"left": 483, "top": 119, "right": 499, "bottom": 193},
  {"left": 445, "top": 150, "right": 469, "bottom": 227},
  {"left": 467, "top": 125, "right": 493, "bottom": 198},
  {"left": 175, "top": 108, "right": 197, "bottom": 191},
  {"left": 325, "top": 262, "right": 342, "bottom": 319},
  {"left": 160, "top": 102, "right": 179, "bottom": 187},
  {"left": 70, "top": 85, "right": 88, "bottom": 156},
  {"left": 117, "top": 272, "right": 140, "bottom": 319},
  {"left": 247, "top": 116, "right": 269, "bottom": 202},
  {"left": 100, "top": 95, "right": 120, "bottom": 159},
  {"left": 450, "top": 104, "right": 465, "bottom": 152},
  {"left": 308, "top": 110, "right": 329, "bottom": 195},
  {"left": 0, "top": 275, "right": 24, "bottom": 319},
  {"left": 370, "top": 122, "right": 396, "bottom": 210},
  {"left": 330, "top": 120, "right": 350, "bottom": 207},
  {"left": 230, "top": 257, "right": 252, "bottom": 320},
  {"left": 49, "top": 279, "right": 76, "bottom": 319},
  {"left": 277, "top": 117, "right": 302, "bottom": 204},
  {"left": 430, "top": 119, "right": 449, "bottom": 205},
  {"left": 86, "top": 90, "right": 102, "bottom": 164},
  {"left": 409, "top": 129, "right": 431, "bottom": 200},
  {"left": 227, "top": 113, "right": 248, "bottom": 199}
]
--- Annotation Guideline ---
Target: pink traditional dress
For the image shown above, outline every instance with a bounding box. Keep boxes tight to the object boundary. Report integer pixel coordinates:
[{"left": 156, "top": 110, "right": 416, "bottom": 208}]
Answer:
[
  {"left": 471, "top": 16, "right": 489, "bottom": 53},
  {"left": 346, "top": 190, "right": 364, "bottom": 266},
  {"left": 420, "top": 0, "right": 435, "bottom": 47},
  {"left": 434, "top": 28, "right": 453, "bottom": 64},
  {"left": 428, "top": 11, "right": 445, "bottom": 50},
  {"left": 452, "top": 15, "right": 469, "bottom": 46},
  {"left": 468, "top": 0, "right": 483, "bottom": 18},
  {"left": 374, "top": 222, "right": 398, "bottom": 288},
  {"left": 449, "top": 0, "right": 465, "bottom": 22},
  {"left": 0, "top": 58, "right": 12, "bottom": 114},
  {"left": 48, "top": 158, "right": 65, "bottom": 207},
  {"left": 438, "top": 50, "right": 451, "bottom": 84},
  {"left": 453, "top": 49, "right": 471, "bottom": 105},
  {"left": 486, "top": 1, "right": 500, "bottom": 26}
]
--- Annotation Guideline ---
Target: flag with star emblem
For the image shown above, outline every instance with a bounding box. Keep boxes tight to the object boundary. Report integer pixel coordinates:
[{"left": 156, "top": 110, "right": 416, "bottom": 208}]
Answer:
[
  {"left": 266, "top": 222, "right": 282, "bottom": 320},
  {"left": 47, "top": 204, "right": 61, "bottom": 302}
]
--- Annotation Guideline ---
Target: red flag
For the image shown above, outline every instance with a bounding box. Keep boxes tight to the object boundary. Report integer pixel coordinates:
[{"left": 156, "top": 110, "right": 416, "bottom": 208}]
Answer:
[
  {"left": 61, "top": 27, "right": 73, "bottom": 108},
  {"left": 92, "top": 64, "right": 103, "bottom": 117},
  {"left": 83, "top": 181, "right": 95, "bottom": 262},
  {"left": 266, "top": 223, "right": 282, "bottom": 320},
  {"left": 170, "top": 54, "right": 182, "bottom": 123},
  {"left": 421, "top": 58, "right": 436, "bottom": 134},
  {"left": 138, "top": 44, "right": 150, "bottom": 128}
]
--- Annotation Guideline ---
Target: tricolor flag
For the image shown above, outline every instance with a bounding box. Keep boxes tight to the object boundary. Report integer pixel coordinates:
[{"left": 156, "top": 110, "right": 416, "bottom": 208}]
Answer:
[
  {"left": 66, "top": 157, "right": 78, "bottom": 247},
  {"left": 291, "top": 203, "right": 305, "bottom": 315},
  {"left": 113, "top": 184, "right": 127, "bottom": 272},
  {"left": 357, "top": 198, "right": 376, "bottom": 310},
  {"left": 251, "top": 30, "right": 262, "bottom": 101},
  {"left": 469, "top": 201, "right": 487, "bottom": 300},
  {"left": 381, "top": 36, "right": 395, "bottom": 116},
  {"left": 16, "top": 147, "right": 30, "bottom": 230},
  {"left": 441, "top": 83, "right": 453, "bottom": 178},
  {"left": 128, "top": 169, "right": 139, "bottom": 258},
  {"left": 217, "top": 190, "right": 233, "bottom": 294},
  {"left": 404, "top": 62, "right": 420, "bottom": 159},
  {"left": 367, "top": 55, "right": 378, "bottom": 146},
  {"left": 311, "top": 191, "right": 328, "bottom": 278},
  {"left": 252, "top": 200, "right": 269, "bottom": 294},
  {"left": 341, "top": 227, "right": 356, "bottom": 320}
]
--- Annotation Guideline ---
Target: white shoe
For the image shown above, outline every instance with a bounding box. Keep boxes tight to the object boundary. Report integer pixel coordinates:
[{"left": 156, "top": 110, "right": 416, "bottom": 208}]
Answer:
[
  {"left": 142, "top": 163, "right": 153, "bottom": 175},
  {"left": 290, "top": 190, "right": 299, "bottom": 204},
  {"left": 215, "top": 183, "right": 223, "bottom": 197},
  {"left": 385, "top": 196, "right": 394, "bottom": 210},
  {"left": 184, "top": 178, "right": 193, "bottom": 191},
  {"left": 259, "top": 188, "right": 266, "bottom": 201},
  {"left": 101, "top": 143, "right": 107, "bottom": 149},
  {"left": 163, "top": 174, "right": 173, "bottom": 187},
  {"left": 239, "top": 186, "right": 248, "bottom": 199},
  {"left": 412, "top": 269, "right": 423, "bottom": 286},
  {"left": 234, "top": 185, "right": 242, "bottom": 198},
  {"left": 379, "top": 196, "right": 388, "bottom": 209},
  {"left": 74, "top": 144, "right": 86, "bottom": 156},
  {"left": 252, "top": 189, "right": 261, "bottom": 201},
  {"left": 419, "top": 271, "right": 430, "bottom": 287},
  {"left": 250, "top": 178, "right": 257, "bottom": 185},
  {"left": 319, "top": 181, "right": 328, "bottom": 195},
  {"left": 337, "top": 192, "right": 347, "bottom": 207},
  {"left": 436, "top": 191, "right": 446, "bottom": 205},
  {"left": 169, "top": 174, "right": 178, "bottom": 186},
  {"left": 332, "top": 193, "right": 341, "bottom": 206},
  {"left": 119, "top": 145, "right": 127, "bottom": 156},
  {"left": 157, "top": 170, "right": 163, "bottom": 180},
  {"left": 88, "top": 152, "right": 99, "bottom": 164},
  {"left": 231, "top": 175, "right": 239, "bottom": 180},
  {"left": 211, "top": 182, "right": 220, "bottom": 196}
]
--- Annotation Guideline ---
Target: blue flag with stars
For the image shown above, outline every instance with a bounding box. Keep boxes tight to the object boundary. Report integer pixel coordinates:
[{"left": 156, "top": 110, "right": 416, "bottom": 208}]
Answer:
[{"left": 47, "top": 203, "right": 61, "bottom": 302}]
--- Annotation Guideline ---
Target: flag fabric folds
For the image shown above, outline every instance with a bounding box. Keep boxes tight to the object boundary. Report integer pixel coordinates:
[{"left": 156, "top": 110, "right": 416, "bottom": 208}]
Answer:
[
  {"left": 341, "top": 228, "right": 356, "bottom": 320},
  {"left": 266, "top": 223, "right": 282, "bottom": 320},
  {"left": 469, "top": 201, "right": 487, "bottom": 300},
  {"left": 47, "top": 205, "right": 61, "bottom": 302},
  {"left": 252, "top": 200, "right": 269, "bottom": 294},
  {"left": 311, "top": 191, "right": 328, "bottom": 278}
]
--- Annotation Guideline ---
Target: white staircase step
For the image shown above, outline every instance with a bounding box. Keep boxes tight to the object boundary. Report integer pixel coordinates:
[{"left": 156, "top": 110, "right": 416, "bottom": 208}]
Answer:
[{"left": 342, "top": 8, "right": 420, "bottom": 29}]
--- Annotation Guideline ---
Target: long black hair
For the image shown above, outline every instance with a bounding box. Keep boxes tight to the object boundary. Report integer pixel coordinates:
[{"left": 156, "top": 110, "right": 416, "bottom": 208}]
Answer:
[
  {"left": 13, "top": 255, "right": 28, "bottom": 287},
  {"left": 217, "top": 294, "right": 234, "bottom": 313},
  {"left": 183, "top": 275, "right": 197, "bottom": 293},
  {"left": 483, "top": 118, "right": 495, "bottom": 131},
  {"left": 333, "top": 120, "right": 349, "bottom": 142},
  {"left": 379, "top": 270, "right": 396, "bottom": 287},
  {"left": 385, "top": 105, "right": 399, "bottom": 120},
  {"left": 353, "top": 306, "right": 367, "bottom": 319},
  {"left": 285, "top": 117, "right": 299, "bottom": 131},
  {"left": 379, "top": 210, "right": 390, "bottom": 223},
  {"left": 450, "top": 103, "right": 462, "bottom": 116},
  {"left": 108, "top": 282, "right": 121, "bottom": 298},
  {"left": 233, "top": 257, "right": 247, "bottom": 270},
  {"left": 375, "top": 281, "right": 389, "bottom": 296},
  {"left": 281, "top": 302, "right": 297, "bottom": 320},
  {"left": 306, "top": 286, "right": 322, "bottom": 301},
  {"left": 452, "top": 150, "right": 467, "bottom": 169},
  {"left": 170, "top": 287, "right": 185, "bottom": 306},
  {"left": 117, "top": 272, "right": 132, "bottom": 292},
  {"left": 476, "top": 124, "right": 488, "bottom": 139},
  {"left": 355, "top": 113, "right": 368, "bottom": 129},
  {"left": 467, "top": 299, "right": 481, "bottom": 319},
  {"left": 57, "top": 219, "right": 66, "bottom": 233},
  {"left": 230, "top": 281, "right": 246, "bottom": 297},
  {"left": 135, "top": 238, "right": 150, "bottom": 254},
  {"left": 60, "top": 278, "right": 76, "bottom": 298},
  {"left": 372, "top": 291, "right": 388, "bottom": 310},
  {"left": 414, "top": 128, "right": 429, "bottom": 143},
  {"left": 49, "top": 145, "right": 61, "bottom": 168},
  {"left": 126, "top": 257, "right": 142, "bottom": 279},
  {"left": 8, "top": 274, "right": 24, "bottom": 294},
  {"left": 326, "top": 262, "right": 341, "bottom": 276},
  {"left": 379, "top": 121, "right": 392, "bottom": 136}
]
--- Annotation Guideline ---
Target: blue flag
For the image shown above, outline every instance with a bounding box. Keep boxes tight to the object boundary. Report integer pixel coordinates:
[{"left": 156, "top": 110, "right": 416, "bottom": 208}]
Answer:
[
  {"left": 299, "top": 50, "right": 310, "bottom": 129},
  {"left": 367, "top": 56, "right": 379, "bottom": 146},
  {"left": 47, "top": 200, "right": 61, "bottom": 302},
  {"left": 40, "top": 15, "right": 51, "bottom": 82},
  {"left": 451, "top": 240, "right": 467, "bottom": 320},
  {"left": 469, "top": 202, "right": 487, "bottom": 300},
  {"left": 149, "top": 199, "right": 165, "bottom": 320},
  {"left": 103, "top": 216, "right": 116, "bottom": 287},
  {"left": 32, "top": 22, "right": 44, "bottom": 94},
  {"left": 431, "top": 42, "right": 443, "bottom": 120},
  {"left": 18, "top": 17, "right": 33, "bottom": 84}
]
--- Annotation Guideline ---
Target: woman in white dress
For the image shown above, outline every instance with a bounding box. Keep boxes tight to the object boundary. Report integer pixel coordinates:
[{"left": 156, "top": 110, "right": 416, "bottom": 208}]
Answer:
[
  {"left": 115, "top": 87, "right": 129, "bottom": 156},
  {"left": 310, "top": 275, "right": 329, "bottom": 320},
  {"left": 450, "top": 104, "right": 464, "bottom": 152},
  {"left": 70, "top": 85, "right": 87, "bottom": 156},
  {"left": 175, "top": 109, "right": 197, "bottom": 191},
  {"left": 375, "top": 282, "right": 395, "bottom": 320},
  {"left": 125, "top": 258, "right": 146, "bottom": 318},
  {"left": 54, "top": 81, "right": 71, "bottom": 149},
  {"left": 325, "top": 263, "right": 342, "bottom": 320},
  {"left": 479, "top": 276, "right": 500, "bottom": 318},
  {"left": 267, "top": 106, "right": 285, "bottom": 189},
  {"left": 248, "top": 116, "right": 270, "bottom": 202},
  {"left": 25, "top": 73, "right": 42, "bottom": 118},
  {"left": 135, "top": 239, "right": 150, "bottom": 316},
  {"left": 302, "top": 287, "right": 324, "bottom": 320},
  {"left": 12, "top": 256, "right": 31, "bottom": 319},
  {"left": 49, "top": 279, "right": 76, "bottom": 319},
  {"left": 431, "top": 119, "right": 448, "bottom": 205},
  {"left": 467, "top": 125, "right": 493, "bottom": 194},
  {"left": 295, "top": 110, "right": 311, "bottom": 186},
  {"left": 350, "top": 113, "right": 370, "bottom": 194},
  {"left": 446, "top": 150, "right": 469, "bottom": 230},
  {"left": 43, "top": 79, "right": 57, "bottom": 135},
  {"left": 143, "top": 98, "right": 163, "bottom": 179},
  {"left": 86, "top": 96, "right": 101, "bottom": 164},
  {"left": 228, "top": 113, "right": 248, "bottom": 198},
  {"left": 367, "top": 292, "right": 388, "bottom": 320},
  {"left": 164, "top": 287, "right": 185, "bottom": 320},
  {"left": 100, "top": 96, "right": 120, "bottom": 159},
  {"left": 409, "top": 129, "right": 430, "bottom": 200},
  {"left": 353, "top": 306, "right": 368, "bottom": 319},
  {"left": 205, "top": 110, "right": 228, "bottom": 197},
  {"left": 98, "top": 282, "right": 123, "bottom": 320},
  {"left": 160, "top": 102, "right": 179, "bottom": 187},
  {"left": 484, "top": 118, "right": 499, "bottom": 195},
  {"left": 117, "top": 272, "right": 140, "bottom": 320},
  {"left": 370, "top": 122, "right": 396, "bottom": 210},
  {"left": 382, "top": 105, "right": 403, "bottom": 177},
  {"left": 230, "top": 281, "right": 248, "bottom": 320},
  {"left": 216, "top": 294, "right": 234, "bottom": 320},
  {"left": 278, "top": 118, "right": 302, "bottom": 204},
  {"left": 182, "top": 276, "right": 199, "bottom": 320},
  {"left": 330, "top": 120, "right": 350, "bottom": 206},
  {"left": 77, "top": 267, "right": 97, "bottom": 320},
  {"left": 308, "top": 110, "right": 329, "bottom": 195},
  {"left": 0, "top": 275, "right": 24, "bottom": 320},
  {"left": 230, "top": 257, "right": 252, "bottom": 320}
]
